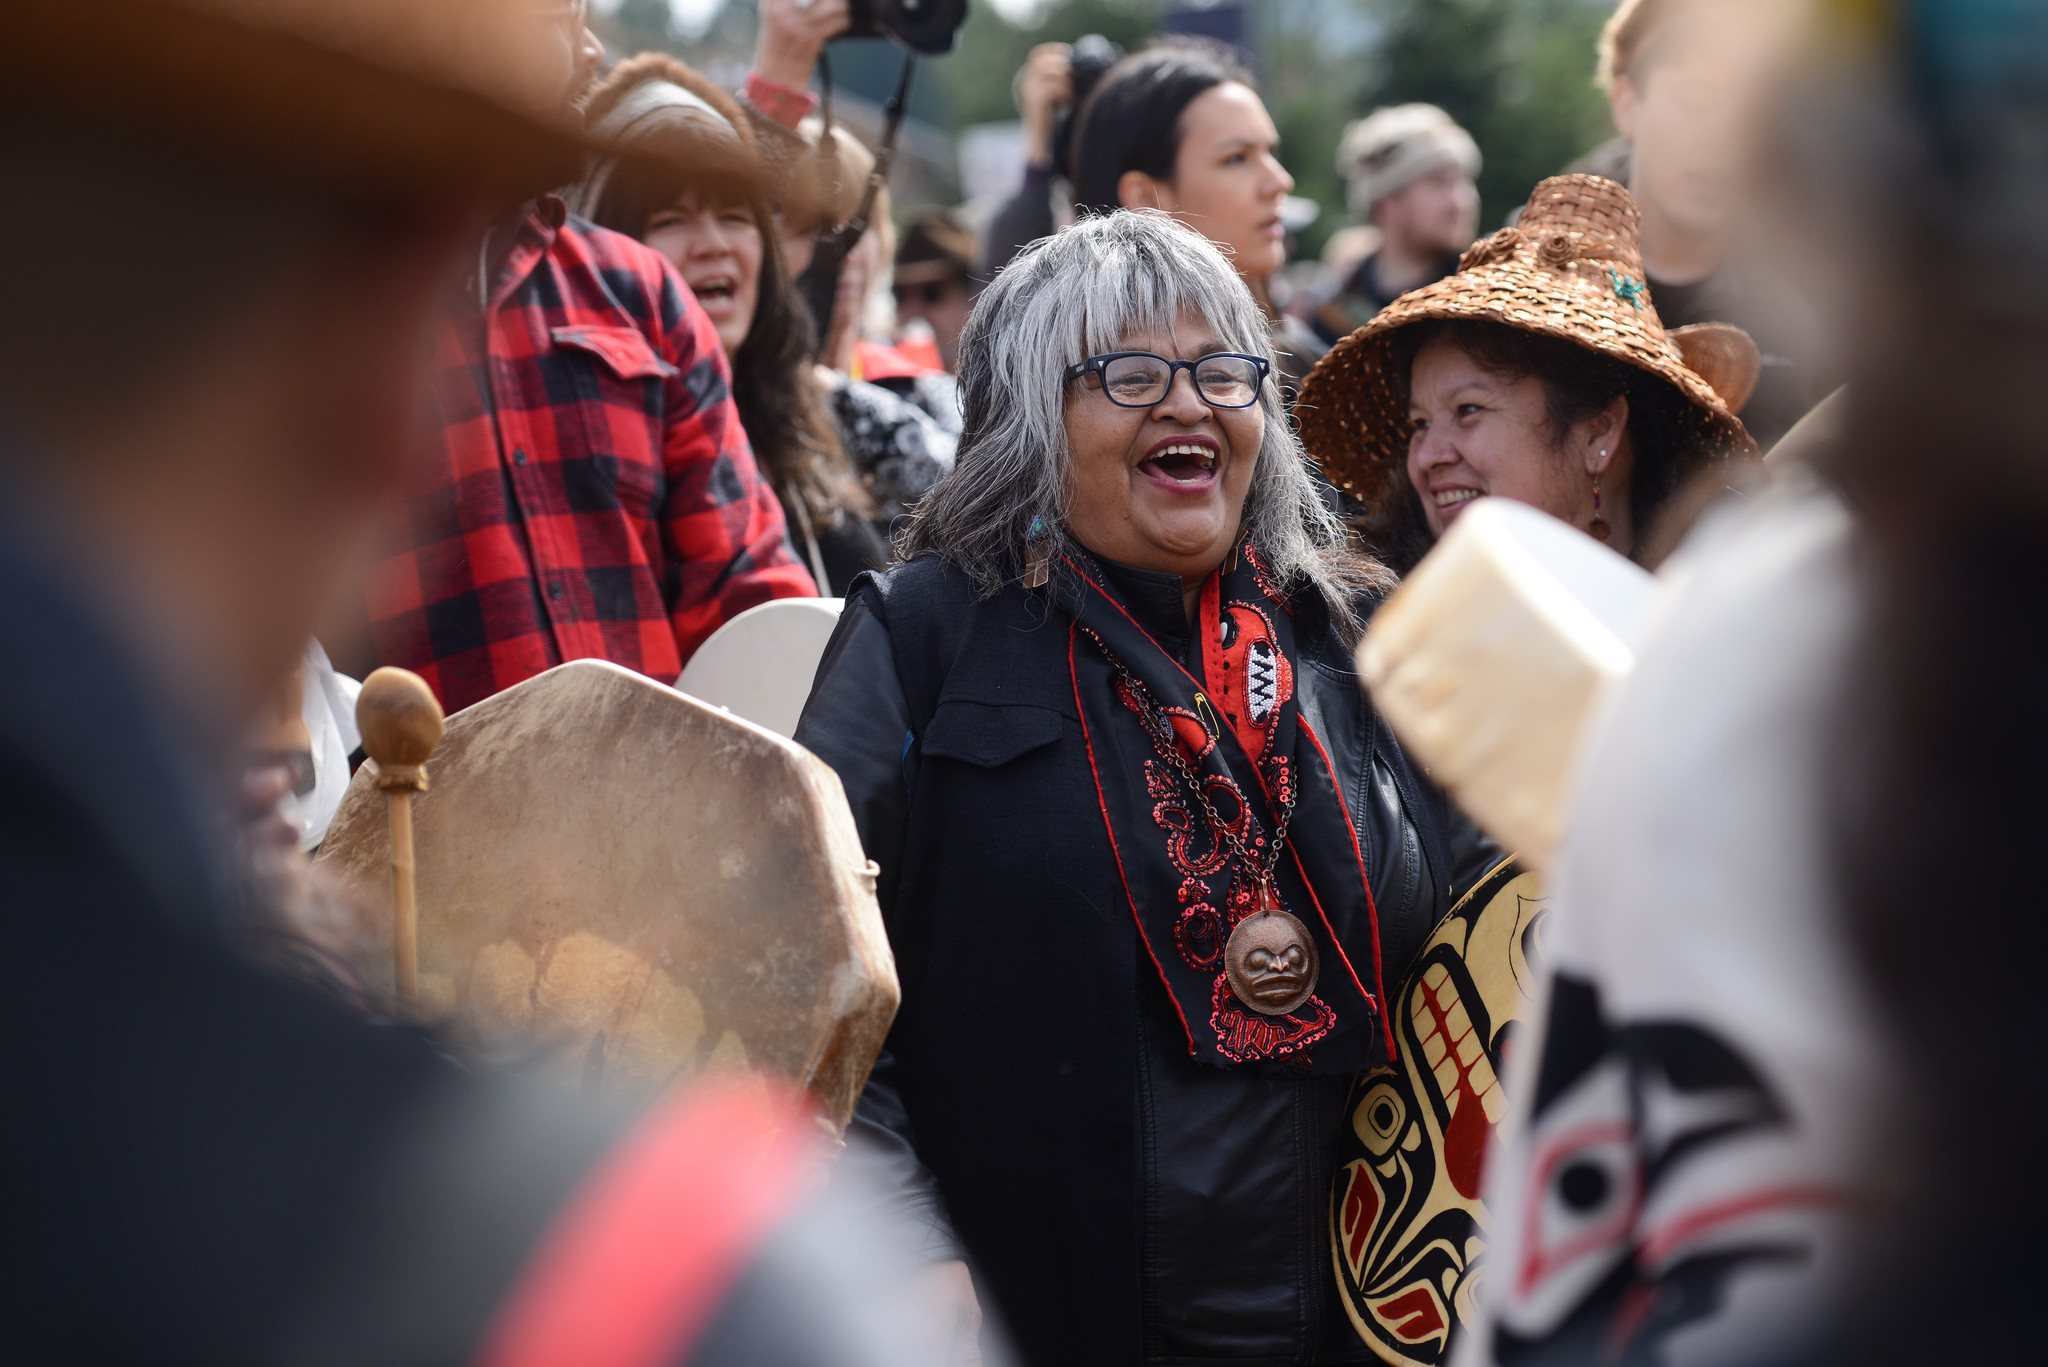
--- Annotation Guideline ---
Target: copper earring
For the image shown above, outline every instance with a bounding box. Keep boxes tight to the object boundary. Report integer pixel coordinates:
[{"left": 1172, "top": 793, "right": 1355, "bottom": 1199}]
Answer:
[
  {"left": 1590, "top": 458, "right": 1612, "bottom": 543},
  {"left": 1024, "top": 515, "right": 1053, "bottom": 589}
]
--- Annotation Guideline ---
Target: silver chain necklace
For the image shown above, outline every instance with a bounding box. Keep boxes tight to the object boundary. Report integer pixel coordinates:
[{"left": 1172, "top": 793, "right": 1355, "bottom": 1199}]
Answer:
[{"left": 1084, "top": 628, "right": 1321, "bottom": 1017}]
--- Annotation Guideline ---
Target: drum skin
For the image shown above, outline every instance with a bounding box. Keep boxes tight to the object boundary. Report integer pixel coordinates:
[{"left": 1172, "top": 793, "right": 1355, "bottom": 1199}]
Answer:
[
  {"left": 317, "top": 659, "right": 898, "bottom": 1131},
  {"left": 676, "top": 597, "right": 845, "bottom": 740}
]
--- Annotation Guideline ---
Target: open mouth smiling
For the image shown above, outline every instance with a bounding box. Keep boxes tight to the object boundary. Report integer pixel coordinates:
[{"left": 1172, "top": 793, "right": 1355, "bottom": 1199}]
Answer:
[
  {"left": 689, "top": 273, "right": 737, "bottom": 311},
  {"left": 1139, "top": 437, "right": 1222, "bottom": 491}
]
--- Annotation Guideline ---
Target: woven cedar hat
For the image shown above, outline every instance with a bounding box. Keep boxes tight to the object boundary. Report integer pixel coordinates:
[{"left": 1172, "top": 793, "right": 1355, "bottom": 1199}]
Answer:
[
  {"left": 1296, "top": 175, "right": 1761, "bottom": 506},
  {"left": 1, "top": 0, "right": 585, "bottom": 198}
]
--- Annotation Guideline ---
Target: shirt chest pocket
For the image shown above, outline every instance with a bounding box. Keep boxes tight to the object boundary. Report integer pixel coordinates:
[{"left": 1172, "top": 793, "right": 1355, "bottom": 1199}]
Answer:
[
  {"left": 550, "top": 325, "right": 675, "bottom": 516},
  {"left": 918, "top": 699, "right": 1066, "bottom": 769},
  {"left": 910, "top": 699, "right": 1073, "bottom": 892}
]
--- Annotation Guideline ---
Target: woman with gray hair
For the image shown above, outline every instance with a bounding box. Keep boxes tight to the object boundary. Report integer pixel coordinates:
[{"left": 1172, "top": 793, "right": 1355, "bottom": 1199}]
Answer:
[{"left": 797, "top": 212, "right": 1473, "bottom": 1365}]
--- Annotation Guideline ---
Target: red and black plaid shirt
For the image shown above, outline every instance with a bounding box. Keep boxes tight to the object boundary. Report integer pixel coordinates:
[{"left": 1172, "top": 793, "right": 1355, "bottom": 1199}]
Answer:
[{"left": 366, "top": 199, "right": 816, "bottom": 714}]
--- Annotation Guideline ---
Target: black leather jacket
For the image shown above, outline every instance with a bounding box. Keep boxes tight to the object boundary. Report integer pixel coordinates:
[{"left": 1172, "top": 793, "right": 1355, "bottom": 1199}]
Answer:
[{"left": 798, "top": 555, "right": 1479, "bottom": 1366}]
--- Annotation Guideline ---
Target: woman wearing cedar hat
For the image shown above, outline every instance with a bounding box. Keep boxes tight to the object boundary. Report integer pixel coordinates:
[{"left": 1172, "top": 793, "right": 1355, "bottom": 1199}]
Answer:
[
  {"left": 1296, "top": 174, "right": 1762, "bottom": 574},
  {"left": 798, "top": 211, "right": 1488, "bottom": 1364}
]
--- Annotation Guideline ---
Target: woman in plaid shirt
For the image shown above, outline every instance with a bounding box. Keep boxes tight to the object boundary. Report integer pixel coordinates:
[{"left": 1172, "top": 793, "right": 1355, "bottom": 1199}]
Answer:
[{"left": 362, "top": 180, "right": 817, "bottom": 714}]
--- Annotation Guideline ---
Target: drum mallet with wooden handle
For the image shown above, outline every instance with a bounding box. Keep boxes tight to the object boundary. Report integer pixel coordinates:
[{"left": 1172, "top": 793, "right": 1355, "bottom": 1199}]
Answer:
[{"left": 355, "top": 667, "right": 444, "bottom": 1004}]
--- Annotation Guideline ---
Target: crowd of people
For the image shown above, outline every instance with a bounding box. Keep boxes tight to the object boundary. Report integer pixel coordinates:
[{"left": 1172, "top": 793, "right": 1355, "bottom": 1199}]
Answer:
[{"left": 5, "top": 0, "right": 2044, "bottom": 1363}]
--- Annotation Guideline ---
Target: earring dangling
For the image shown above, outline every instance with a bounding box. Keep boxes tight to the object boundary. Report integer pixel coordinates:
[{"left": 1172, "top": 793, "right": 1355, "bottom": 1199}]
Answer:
[
  {"left": 1024, "top": 515, "right": 1053, "bottom": 589},
  {"left": 1590, "top": 464, "right": 1612, "bottom": 543}
]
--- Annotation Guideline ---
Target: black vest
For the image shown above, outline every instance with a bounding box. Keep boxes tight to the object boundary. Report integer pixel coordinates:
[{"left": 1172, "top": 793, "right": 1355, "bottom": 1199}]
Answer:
[{"left": 833, "top": 556, "right": 1455, "bottom": 1364}]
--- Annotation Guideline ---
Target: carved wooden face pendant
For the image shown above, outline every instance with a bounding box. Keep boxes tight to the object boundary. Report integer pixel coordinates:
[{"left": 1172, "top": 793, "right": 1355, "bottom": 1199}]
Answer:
[{"left": 1224, "top": 907, "right": 1319, "bottom": 1016}]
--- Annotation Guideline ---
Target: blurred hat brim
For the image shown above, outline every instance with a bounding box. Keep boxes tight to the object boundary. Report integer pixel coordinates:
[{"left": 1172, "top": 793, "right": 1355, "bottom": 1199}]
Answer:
[{"left": 2, "top": 0, "right": 587, "bottom": 202}]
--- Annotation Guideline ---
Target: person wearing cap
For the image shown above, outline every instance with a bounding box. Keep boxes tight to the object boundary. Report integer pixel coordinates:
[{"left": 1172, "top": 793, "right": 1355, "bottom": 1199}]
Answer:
[
  {"left": 576, "top": 53, "right": 891, "bottom": 594},
  {"left": 1314, "top": 104, "right": 1482, "bottom": 347},
  {"left": 1298, "top": 175, "right": 1762, "bottom": 575},
  {"left": 354, "top": 7, "right": 817, "bottom": 717},
  {"left": 1590, "top": 0, "right": 1834, "bottom": 448},
  {"left": 893, "top": 210, "right": 978, "bottom": 373},
  {"left": 0, "top": 2, "right": 961, "bottom": 1364}
]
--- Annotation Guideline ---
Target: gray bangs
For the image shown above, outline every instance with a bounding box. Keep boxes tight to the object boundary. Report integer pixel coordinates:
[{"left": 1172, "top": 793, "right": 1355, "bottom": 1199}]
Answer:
[
  {"left": 898, "top": 210, "right": 1390, "bottom": 641},
  {"left": 1064, "top": 226, "right": 1269, "bottom": 371}
]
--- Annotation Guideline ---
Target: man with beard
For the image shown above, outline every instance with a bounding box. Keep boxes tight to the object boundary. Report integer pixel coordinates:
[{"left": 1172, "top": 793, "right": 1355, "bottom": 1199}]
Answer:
[
  {"left": 1315, "top": 104, "right": 1482, "bottom": 347},
  {"left": 355, "top": 0, "right": 817, "bottom": 716}
]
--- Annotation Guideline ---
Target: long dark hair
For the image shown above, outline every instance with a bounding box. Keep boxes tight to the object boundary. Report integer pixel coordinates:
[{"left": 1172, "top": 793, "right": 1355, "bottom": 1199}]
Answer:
[
  {"left": 581, "top": 58, "right": 861, "bottom": 528},
  {"left": 1368, "top": 318, "right": 1716, "bottom": 573},
  {"left": 1070, "top": 39, "right": 1253, "bottom": 220}
]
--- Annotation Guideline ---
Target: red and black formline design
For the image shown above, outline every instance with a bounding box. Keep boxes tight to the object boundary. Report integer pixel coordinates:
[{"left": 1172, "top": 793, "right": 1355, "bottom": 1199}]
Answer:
[{"left": 1057, "top": 546, "right": 1391, "bottom": 1074}]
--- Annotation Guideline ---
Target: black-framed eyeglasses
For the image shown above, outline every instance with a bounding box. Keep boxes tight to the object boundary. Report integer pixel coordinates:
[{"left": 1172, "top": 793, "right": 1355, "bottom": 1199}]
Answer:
[{"left": 1064, "top": 351, "right": 1271, "bottom": 410}]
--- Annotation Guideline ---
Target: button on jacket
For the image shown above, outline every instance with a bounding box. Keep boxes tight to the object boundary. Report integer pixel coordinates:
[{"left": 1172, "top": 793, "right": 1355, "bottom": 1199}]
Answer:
[
  {"left": 367, "top": 199, "right": 815, "bottom": 714},
  {"left": 797, "top": 555, "right": 1490, "bottom": 1366}
]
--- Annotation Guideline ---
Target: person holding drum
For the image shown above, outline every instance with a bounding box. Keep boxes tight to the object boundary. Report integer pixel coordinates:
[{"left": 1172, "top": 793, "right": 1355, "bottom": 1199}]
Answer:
[
  {"left": 1295, "top": 174, "right": 1762, "bottom": 574},
  {"left": 798, "top": 211, "right": 1483, "bottom": 1365}
]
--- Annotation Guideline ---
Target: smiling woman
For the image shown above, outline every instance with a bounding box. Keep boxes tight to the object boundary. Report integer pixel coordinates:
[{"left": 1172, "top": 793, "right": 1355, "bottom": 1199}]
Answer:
[
  {"left": 794, "top": 212, "right": 1490, "bottom": 1364},
  {"left": 1298, "top": 175, "right": 1762, "bottom": 573},
  {"left": 574, "top": 52, "right": 885, "bottom": 592},
  {"left": 1059, "top": 327, "right": 1270, "bottom": 611},
  {"left": 898, "top": 210, "right": 1367, "bottom": 619}
]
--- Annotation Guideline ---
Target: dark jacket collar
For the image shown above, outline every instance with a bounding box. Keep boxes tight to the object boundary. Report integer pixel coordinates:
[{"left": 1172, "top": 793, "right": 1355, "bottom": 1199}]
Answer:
[{"left": 1095, "top": 558, "right": 1194, "bottom": 660}]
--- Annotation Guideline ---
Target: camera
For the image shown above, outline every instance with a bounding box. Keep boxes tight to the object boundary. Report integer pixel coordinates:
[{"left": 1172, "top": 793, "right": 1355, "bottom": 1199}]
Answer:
[
  {"left": 1054, "top": 34, "right": 1126, "bottom": 179},
  {"left": 845, "top": 0, "right": 969, "bottom": 55}
]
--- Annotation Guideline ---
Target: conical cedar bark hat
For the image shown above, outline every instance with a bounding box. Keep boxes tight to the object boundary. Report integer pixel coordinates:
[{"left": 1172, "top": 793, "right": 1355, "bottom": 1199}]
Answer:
[{"left": 1297, "top": 175, "right": 1760, "bottom": 507}]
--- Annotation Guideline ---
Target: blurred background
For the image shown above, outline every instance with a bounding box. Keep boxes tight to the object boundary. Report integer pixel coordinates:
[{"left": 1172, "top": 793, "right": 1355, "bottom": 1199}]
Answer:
[{"left": 593, "top": 0, "right": 1616, "bottom": 261}]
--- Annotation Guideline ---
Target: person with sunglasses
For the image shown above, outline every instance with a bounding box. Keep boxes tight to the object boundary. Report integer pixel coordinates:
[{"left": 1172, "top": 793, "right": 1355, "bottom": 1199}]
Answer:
[{"left": 795, "top": 212, "right": 1480, "bottom": 1365}]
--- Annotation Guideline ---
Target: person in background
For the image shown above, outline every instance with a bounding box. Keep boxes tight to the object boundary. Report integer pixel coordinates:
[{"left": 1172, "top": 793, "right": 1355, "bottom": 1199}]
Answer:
[
  {"left": 1297, "top": 176, "right": 1759, "bottom": 573},
  {"left": 1068, "top": 40, "right": 1323, "bottom": 389},
  {"left": 577, "top": 54, "right": 887, "bottom": 594},
  {"left": 893, "top": 210, "right": 978, "bottom": 373},
  {"left": 642, "top": 0, "right": 957, "bottom": 531},
  {"left": 1319, "top": 223, "right": 1383, "bottom": 290},
  {"left": 1313, "top": 103, "right": 1481, "bottom": 346},
  {"left": 1460, "top": 2, "right": 2043, "bottom": 1362},
  {"left": 798, "top": 211, "right": 1483, "bottom": 1365},
  {"left": 781, "top": 120, "right": 961, "bottom": 524},
  {"left": 739, "top": 0, "right": 961, "bottom": 393},
  {"left": 979, "top": 35, "right": 1124, "bottom": 277},
  {"left": 1594, "top": 0, "right": 1832, "bottom": 447},
  {"left": 740, "top": 0, "right": 852, "bottom": 197},
  {"left": 356, "top": 1, "right": 814, "bottom": 715},
  {"left": 783, "top": 115, "right": 965, "bottom": 412},
  {"left": 0, "top": 3, "right": 950, "bottom": 1363}
]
